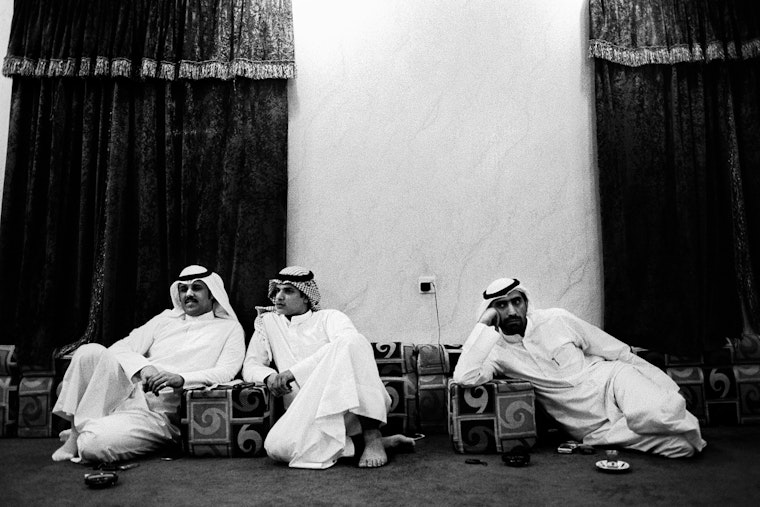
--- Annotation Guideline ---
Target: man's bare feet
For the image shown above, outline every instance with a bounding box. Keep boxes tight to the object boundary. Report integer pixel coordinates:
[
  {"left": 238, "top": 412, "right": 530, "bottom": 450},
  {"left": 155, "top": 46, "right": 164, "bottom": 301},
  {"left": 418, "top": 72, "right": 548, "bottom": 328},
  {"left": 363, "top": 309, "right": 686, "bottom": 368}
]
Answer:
[
  {"left": 52, "top": 428, "right": 79, "bottom": 462},
  {"left": 358, "top": 431, "right": 417, "bottom": 468},
  {"left": 58, "top": 429, "right": 71, "bottom": 442},
  {"left": 381, "top": 434, "right": 417, "bottom": 452}
]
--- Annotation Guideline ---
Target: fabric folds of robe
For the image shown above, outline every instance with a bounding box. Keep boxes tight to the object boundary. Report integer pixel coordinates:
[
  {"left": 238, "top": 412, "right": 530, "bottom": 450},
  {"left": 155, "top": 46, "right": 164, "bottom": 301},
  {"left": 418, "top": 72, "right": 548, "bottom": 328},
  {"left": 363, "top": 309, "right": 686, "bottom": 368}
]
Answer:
[
  {"left": 583, "top": 363, "right": 705, "bottom": 457},
  {"left": 264, "top": 335, "right": 391, "bottom": 469},
  {"left": 53, "top": 343, "right": 177, "bottom": 462}
]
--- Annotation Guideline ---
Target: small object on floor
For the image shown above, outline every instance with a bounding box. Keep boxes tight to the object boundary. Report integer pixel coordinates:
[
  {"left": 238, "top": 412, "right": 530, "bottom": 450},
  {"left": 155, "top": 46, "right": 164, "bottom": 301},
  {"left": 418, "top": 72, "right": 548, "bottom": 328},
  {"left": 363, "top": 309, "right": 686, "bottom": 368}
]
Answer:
[
  {"left": 502, "top": 447, "right": 530, "bottom": 467},
  {"left": 595, "top": 459, "right": 631, "bottom": 473},
  {"left": 84, "top": 471, "right": 119, "bottom": 489},
  {"left": 95, "top": 462, "right": 140, "bottom": 471},
  {"left": 465, "top": 458, "right": 488, "bottom": 466},
  {"left": 557, "top": 441, "right": 580, "bottom": 454},
  {"left": 596, "top": 450, "right": 630, "bottom": 473}
]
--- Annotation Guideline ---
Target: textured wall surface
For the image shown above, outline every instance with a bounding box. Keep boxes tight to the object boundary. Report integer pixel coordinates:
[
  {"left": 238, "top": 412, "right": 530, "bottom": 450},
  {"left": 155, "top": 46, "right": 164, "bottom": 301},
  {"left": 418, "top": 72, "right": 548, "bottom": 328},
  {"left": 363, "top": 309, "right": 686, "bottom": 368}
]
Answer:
[{"left": 286, "top": 0, "right": 601, "bottom": 344}]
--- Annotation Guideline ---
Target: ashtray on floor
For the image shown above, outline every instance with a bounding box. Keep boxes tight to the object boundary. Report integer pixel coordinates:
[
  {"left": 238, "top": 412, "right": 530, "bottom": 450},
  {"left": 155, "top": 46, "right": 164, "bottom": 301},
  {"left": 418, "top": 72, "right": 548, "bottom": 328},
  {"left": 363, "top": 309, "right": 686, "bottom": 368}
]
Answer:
[{"left": 595, "top": 460, "right": 631, "bottom": 473}]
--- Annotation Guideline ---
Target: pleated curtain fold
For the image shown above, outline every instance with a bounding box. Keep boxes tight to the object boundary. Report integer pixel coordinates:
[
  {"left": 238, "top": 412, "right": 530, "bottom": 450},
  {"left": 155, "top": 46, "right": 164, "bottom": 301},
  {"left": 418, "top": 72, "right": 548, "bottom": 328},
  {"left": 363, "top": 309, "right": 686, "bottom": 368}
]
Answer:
[
  {"left": 589, "top": 0, "right": 760, "bottom": 354},
  {"left": 0, "top": 0, "right": 294, "bottom": 368}
]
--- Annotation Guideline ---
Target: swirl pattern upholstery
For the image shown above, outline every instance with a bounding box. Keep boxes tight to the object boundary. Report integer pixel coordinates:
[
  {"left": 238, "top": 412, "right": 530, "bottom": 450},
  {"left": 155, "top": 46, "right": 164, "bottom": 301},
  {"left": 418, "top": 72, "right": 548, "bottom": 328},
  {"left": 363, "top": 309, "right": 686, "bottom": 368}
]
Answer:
[
  {"left": 0, "top": 347, "right": 70, "bottom": 438},
  {"left": 371, "top": 342, "right": 419, "bottom": 436},
  {"left": 448, "top": 379, "right": 537, "bottom": 454},
  {"left": 181, "top": 383, "right": 273, "bottom": 457},
  {"left": 634, "top": 333, "right": 760, "bottom": 425},
  {"left": 0, "top": 345, "right": 19, "bottom": 436},
  {"left": 17, "top": 376, "right": 56, "bottom": 437}
]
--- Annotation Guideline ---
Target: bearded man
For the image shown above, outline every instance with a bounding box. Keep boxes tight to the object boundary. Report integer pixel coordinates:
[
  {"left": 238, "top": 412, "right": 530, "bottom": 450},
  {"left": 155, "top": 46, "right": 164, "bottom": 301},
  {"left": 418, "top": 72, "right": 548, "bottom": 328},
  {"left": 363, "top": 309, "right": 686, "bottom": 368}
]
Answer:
[{"left": 453, "top": 277, "right": 706, "bottom": 458}]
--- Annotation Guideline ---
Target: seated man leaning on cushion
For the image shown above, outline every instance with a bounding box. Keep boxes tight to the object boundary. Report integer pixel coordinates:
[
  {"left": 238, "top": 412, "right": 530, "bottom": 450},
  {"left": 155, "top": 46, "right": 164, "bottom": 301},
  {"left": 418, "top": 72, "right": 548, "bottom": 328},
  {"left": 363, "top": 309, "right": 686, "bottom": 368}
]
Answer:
[
  {"left": 52, "top": 265, "right": 245, "bottom": 463},
  {"left": 242, "top": 266, "right": 415, "bottom": 469},
  {"left": 453, "top": 277, "right": 706, "bottom": 458}
]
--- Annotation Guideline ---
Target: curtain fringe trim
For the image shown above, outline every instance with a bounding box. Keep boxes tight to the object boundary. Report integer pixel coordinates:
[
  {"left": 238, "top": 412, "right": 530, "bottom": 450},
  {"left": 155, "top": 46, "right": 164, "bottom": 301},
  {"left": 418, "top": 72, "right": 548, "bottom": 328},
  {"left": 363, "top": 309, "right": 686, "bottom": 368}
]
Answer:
[
  {"left": 178, "top": 59, "right": 296, "bottom": 80},
  {"left": 588, "top": 38, "right": 760, "bottom": 66},
  {"left": 2, "top": 56, "right": 296, "bottom": 80}
]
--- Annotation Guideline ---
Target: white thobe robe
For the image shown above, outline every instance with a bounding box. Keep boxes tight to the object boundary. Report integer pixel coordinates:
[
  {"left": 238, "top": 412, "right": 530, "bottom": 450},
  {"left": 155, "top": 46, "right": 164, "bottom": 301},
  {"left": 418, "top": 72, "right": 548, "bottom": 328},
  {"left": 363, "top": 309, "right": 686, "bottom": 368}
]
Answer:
[
  {"left": 453, "top": 308, "right": 706, "bottom": 458},
  {"left": 53, "top": 310, "right": 245, "bottom": 462},
  {"left": 242, "top": 309, "right": 391, "bottom": 469}
]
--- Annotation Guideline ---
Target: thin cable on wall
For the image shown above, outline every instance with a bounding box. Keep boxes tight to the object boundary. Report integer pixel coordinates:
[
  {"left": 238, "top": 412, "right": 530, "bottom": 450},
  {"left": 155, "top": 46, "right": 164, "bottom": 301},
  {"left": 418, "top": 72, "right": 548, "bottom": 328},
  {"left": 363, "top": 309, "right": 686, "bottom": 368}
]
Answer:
[
  {"left": 431, "top": 281, "right": 445, "bottom": 372},
  {"left": 432, "top": 281, "right": 442, "bottom": 345}
]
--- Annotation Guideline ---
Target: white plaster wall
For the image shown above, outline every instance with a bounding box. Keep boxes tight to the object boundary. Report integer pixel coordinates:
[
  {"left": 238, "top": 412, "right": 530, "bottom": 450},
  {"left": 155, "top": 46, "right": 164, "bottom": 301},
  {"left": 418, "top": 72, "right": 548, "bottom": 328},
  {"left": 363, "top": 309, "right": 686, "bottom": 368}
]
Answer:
[
  {"left": 0, "top": 0, "right": 12, "bottom": 213},
  {"left": 288, "top": 0, "right": 601, "bottom": 344}
]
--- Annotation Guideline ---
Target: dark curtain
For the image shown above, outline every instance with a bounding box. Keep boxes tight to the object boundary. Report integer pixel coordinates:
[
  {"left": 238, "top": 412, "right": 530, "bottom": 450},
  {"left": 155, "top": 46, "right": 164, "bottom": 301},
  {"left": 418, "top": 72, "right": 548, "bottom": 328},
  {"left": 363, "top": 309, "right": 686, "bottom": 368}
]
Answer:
[
  {"left": 0, "top": 0, "right": 294, "bottom": 369},
  {"left": 590, "top": 0, "right": 760, "bottom": 354}
]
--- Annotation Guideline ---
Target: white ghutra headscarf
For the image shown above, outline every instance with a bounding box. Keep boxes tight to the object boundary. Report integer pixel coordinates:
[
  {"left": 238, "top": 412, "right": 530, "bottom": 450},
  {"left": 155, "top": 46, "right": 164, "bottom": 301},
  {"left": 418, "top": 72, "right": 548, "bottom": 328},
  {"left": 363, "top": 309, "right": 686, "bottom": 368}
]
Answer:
[
  {"left": 169, "top": 265, "right": 238, "bottom": 321},
  {"left": 474, "top": 277, "right": 532, "bottom": 322}
]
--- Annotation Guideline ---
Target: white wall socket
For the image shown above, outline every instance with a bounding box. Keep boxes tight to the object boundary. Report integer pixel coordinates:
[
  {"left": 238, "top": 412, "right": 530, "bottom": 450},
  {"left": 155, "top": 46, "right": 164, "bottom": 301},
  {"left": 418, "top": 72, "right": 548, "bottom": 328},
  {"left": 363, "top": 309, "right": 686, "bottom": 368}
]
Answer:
[{"left": 418, "top": 276, "right": 436, "bottom": 293}]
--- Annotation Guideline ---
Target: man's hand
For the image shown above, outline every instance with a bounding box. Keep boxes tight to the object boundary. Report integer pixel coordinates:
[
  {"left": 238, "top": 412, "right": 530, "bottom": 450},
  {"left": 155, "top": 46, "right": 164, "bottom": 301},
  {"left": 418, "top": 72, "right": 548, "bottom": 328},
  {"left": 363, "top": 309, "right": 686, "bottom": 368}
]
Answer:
[
  {"left": 479, "top": 307, "right": 500, "bottom": 330},
  {"left": 139, "top": 365, "right": 185, "bottom": 396},
  {"left": 265, "top": 370, "right": 296, "bottom": 397}
]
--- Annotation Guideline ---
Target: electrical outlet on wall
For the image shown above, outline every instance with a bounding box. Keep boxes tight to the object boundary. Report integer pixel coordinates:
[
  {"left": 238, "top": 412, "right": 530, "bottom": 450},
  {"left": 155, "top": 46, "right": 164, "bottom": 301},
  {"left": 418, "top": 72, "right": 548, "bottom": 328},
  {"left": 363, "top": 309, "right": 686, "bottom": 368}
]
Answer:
[{"left": 418, "top": 276, "right": 436, "bottom": 293}]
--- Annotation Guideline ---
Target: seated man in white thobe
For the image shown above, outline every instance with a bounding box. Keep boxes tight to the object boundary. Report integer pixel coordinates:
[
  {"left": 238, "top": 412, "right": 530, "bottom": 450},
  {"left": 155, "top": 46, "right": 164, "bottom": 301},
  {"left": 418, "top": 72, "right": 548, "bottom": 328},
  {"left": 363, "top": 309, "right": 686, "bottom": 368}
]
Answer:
[
  {"left": 242, "top": 266, "right": 415, "bottom": 469},
  {"left": 453, "top": 277, "right": 706, "bottom": 458},
  {"left": 52, "top": 265, "right": 245, "bottom": 463}
]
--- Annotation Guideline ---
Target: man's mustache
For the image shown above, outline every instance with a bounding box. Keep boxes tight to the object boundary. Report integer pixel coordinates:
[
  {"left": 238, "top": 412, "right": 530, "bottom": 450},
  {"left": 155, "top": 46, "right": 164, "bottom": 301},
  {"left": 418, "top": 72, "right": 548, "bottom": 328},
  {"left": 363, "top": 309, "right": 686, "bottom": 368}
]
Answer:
[{"left": 184, "top": 296, "right": 198, "bottom": 303}]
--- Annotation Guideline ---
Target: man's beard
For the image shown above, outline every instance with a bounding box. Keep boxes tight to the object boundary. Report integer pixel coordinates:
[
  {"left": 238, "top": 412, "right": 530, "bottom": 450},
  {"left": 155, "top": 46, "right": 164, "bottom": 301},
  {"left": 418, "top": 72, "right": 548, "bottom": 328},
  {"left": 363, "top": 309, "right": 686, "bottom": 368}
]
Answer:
[{"left": 500, "top": 317, "right": 525, "bottom": 336}]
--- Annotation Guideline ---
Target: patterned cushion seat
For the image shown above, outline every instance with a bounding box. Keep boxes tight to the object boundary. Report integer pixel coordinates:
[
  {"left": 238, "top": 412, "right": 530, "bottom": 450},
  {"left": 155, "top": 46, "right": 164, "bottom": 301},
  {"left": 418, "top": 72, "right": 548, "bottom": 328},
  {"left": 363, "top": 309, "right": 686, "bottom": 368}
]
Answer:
[{"left": 448, "top": 379, "right": 537, "bottom": 454}]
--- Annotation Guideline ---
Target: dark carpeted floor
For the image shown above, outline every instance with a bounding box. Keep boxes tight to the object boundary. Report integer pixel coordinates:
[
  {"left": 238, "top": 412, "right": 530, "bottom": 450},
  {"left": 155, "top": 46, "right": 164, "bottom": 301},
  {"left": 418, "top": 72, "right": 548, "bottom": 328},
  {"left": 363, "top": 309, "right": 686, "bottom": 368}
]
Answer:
[{"left": 1, "top": 425, "right": 759, "bottom": 507}]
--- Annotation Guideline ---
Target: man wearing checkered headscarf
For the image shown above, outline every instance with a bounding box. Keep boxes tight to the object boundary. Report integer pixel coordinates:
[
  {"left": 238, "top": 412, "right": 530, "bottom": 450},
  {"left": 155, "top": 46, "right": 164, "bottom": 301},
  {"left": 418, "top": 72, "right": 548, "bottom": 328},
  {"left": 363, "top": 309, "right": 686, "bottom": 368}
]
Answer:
[
  {"left": 52, "top": 265, "right": 245, "bottom": 464},
  {"left": 453, "top": 276, "right": 706, "bottom": 458},
  {"left": 266, "top": 266, "right": 322, "bottom": 311},
  {"left": 243, "top": 266, "right": 415, "bottom": 469}
]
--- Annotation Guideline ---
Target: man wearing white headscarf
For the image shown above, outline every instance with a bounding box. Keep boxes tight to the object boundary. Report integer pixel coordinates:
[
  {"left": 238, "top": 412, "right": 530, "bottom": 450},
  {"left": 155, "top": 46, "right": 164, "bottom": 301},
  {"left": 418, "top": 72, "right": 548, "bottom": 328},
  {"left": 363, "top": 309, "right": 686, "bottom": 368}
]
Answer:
[
  {"left": 243, "top": 266, "right": 415, "bottom": 469},
  {"left": 52, "top": 265, "right": 245, "bottom": 463},
  {"left": 453, "top": 277, "right": 706, "bottom": 458}
]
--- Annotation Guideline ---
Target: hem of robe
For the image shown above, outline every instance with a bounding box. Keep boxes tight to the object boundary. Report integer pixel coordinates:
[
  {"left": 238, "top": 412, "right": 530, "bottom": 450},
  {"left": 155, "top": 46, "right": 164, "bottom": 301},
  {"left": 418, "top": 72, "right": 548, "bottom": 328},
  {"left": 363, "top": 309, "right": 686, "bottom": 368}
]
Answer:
[{"left": 581, "top": 363, "right": 706, "bottom": 455}]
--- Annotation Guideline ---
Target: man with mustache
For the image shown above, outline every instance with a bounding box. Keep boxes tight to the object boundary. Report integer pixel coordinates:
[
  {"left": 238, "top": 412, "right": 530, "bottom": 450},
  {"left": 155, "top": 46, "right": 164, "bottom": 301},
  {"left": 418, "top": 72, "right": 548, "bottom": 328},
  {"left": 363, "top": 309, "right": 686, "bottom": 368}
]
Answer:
[
  {"left": 453, "top": 277, "right": 706, "bottom": 458},
  {"left": 243, "top": 266, "right": 415, "bottom": 469},
  {"left": 52, "top": 265, "right": 245, "bottom": 463}
]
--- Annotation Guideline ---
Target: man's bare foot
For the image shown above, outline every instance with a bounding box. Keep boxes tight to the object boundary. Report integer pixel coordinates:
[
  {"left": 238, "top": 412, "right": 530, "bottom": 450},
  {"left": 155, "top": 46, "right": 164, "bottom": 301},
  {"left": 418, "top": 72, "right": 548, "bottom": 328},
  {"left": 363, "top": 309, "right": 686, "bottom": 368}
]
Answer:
[
  {"left": 358, "top": 431, "right": 417, "bottom": 468},
  {"left": 52, "top": 428, "right": 79, "bottom": 462},
  {"left": 358, "top": 429, "right": 387, "bottom": 468},
  {"left": 59, "top": 429, "right": 71, "bottom": 442},
  {"left": 381, "top": 434, "right": 417, "bottom": 452}
]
